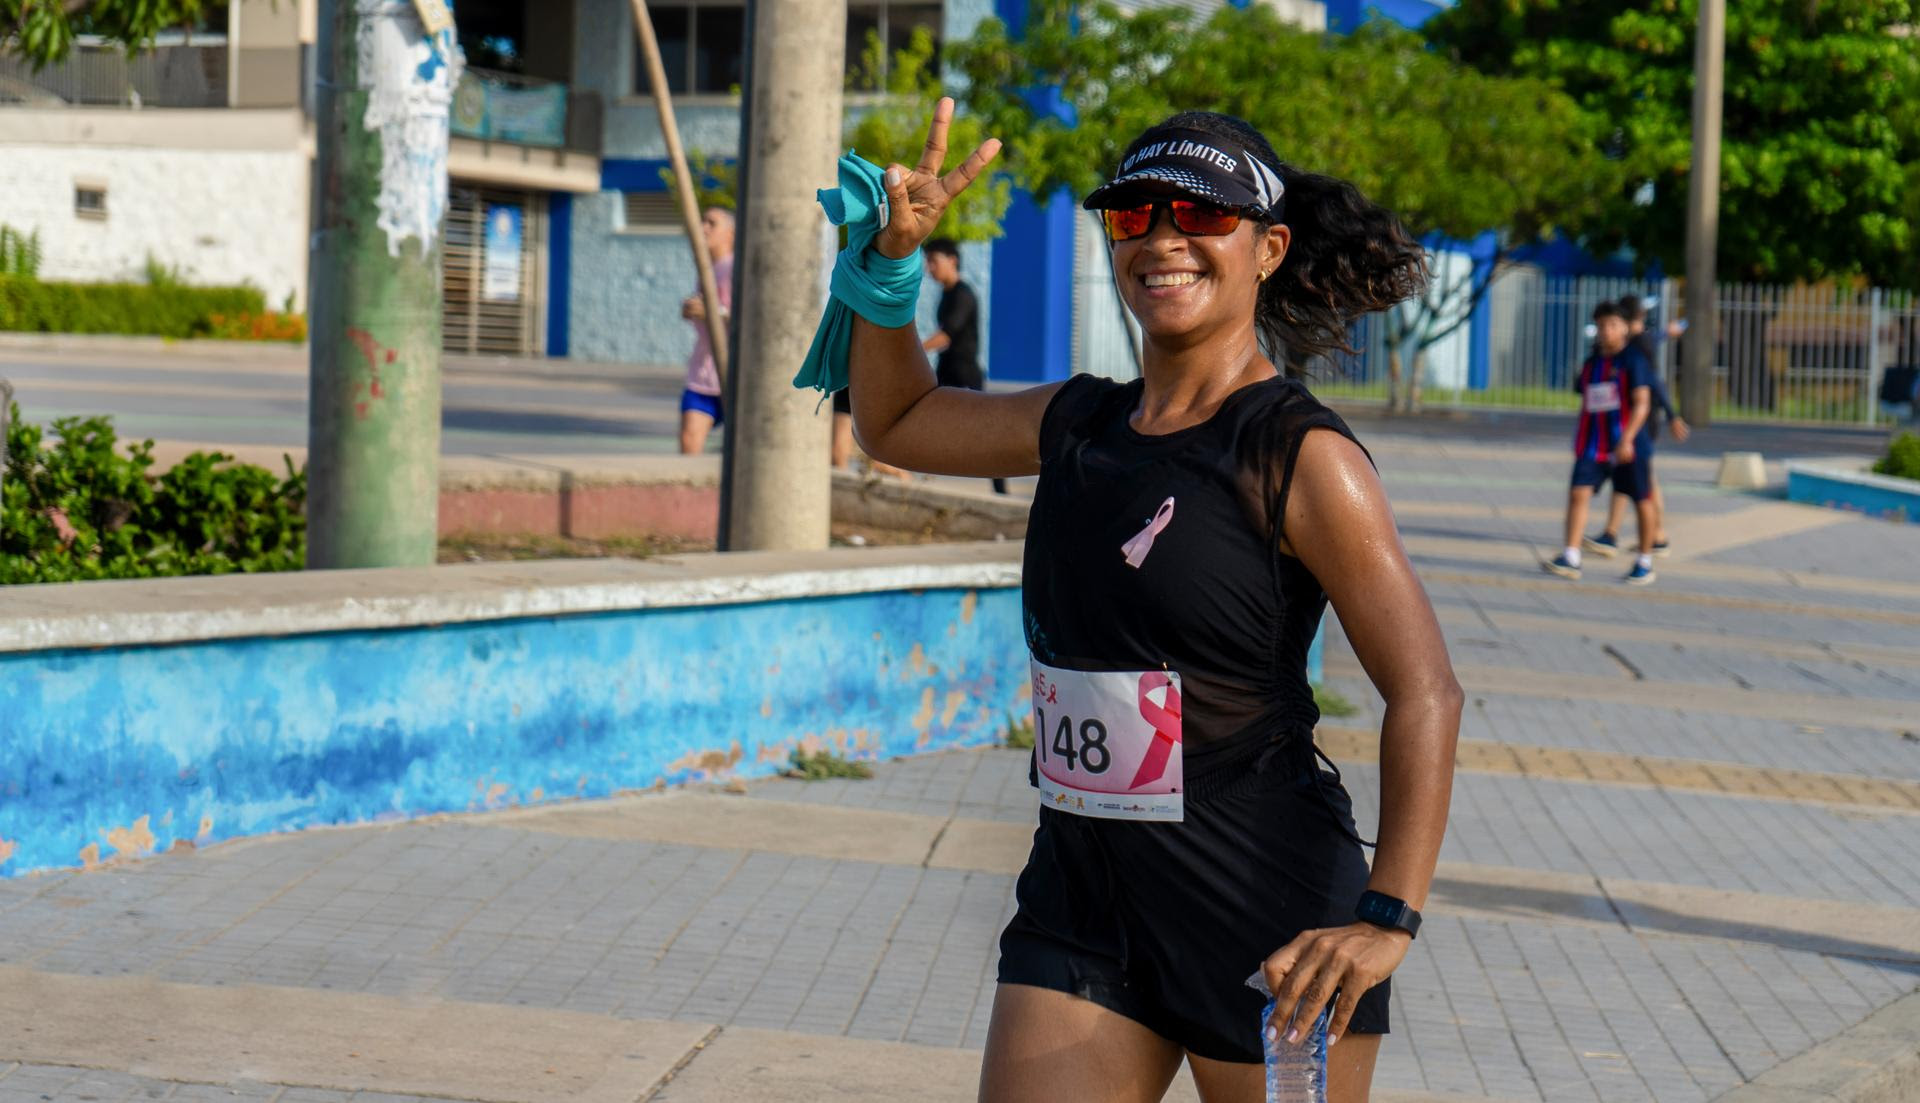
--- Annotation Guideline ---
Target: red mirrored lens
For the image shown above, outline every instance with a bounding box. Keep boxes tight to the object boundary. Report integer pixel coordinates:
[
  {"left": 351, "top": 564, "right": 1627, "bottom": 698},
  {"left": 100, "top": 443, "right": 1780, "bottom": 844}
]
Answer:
[
  {"left": 1169, "top": 201, "right": 1241, "bottom": 236},
  {"left": 1104, "top": 206, "right": 1156, "bottom": 241}
]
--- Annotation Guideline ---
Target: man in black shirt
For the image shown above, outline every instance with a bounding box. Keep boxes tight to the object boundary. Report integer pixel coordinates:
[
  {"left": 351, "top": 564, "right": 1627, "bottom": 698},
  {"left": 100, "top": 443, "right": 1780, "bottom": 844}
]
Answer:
[{"left": 921, "top": 238, "right": 1004, "bottom": 492}]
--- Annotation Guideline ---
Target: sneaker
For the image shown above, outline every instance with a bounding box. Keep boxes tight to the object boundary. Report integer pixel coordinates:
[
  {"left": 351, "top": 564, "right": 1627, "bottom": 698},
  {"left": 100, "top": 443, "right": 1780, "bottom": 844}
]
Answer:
[
  {"left": 1545, "top": 554, "right": 1581, "bottom": 580},
  {"left": 1625, "top": 561, "right": 1656, "bottom": 586},
  {"left": 1652, "top": 539, "right": 1671, "bottom": 558},
  {"left": 1582, "top": 532, "right": 1620, "bottom": 558}
]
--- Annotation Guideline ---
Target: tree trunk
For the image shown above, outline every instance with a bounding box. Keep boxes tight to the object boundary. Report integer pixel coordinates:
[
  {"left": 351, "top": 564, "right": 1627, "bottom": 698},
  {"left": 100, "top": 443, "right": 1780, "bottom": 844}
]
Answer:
[
  {"left": 1408, "top": 349, "right": 1426, "bottom": 413},
  {"left": 1386, "top": 345, "right": 1405, "bottom": 414}
]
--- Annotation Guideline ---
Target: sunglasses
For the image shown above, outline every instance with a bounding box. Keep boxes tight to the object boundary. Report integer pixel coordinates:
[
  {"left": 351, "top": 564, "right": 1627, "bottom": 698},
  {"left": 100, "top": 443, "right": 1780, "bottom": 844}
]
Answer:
[{"left": 1102, "top": 199, "right": 1252, "bottom": 243}]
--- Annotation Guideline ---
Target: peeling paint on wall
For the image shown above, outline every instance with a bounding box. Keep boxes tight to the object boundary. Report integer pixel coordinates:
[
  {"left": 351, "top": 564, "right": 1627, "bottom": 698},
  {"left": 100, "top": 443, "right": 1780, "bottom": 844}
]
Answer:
[
  {"left": 0, "top": 587, "right": 1023, "bottom": 878},
  {"left": 356, "top": 0, "right": 462, "bottom": 258}
]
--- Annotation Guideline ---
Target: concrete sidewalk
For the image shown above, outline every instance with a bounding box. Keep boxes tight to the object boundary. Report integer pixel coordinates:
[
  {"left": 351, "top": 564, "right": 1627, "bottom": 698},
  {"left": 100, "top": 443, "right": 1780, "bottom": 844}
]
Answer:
[{"left": 3, "top": 423, "right": 1918, "bottom": 1102}]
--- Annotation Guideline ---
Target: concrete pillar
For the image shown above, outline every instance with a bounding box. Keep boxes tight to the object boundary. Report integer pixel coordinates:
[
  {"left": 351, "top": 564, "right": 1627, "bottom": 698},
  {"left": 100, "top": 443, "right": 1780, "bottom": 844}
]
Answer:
[
  {"left": 722, "top": 0, "right": 844, "bottom": 552},
  {"left": 1681, "top": 0, "right": 1725, "bottom": 425},
  {"left": 306, "top": 0, "right": 459, "bottom": 568}
]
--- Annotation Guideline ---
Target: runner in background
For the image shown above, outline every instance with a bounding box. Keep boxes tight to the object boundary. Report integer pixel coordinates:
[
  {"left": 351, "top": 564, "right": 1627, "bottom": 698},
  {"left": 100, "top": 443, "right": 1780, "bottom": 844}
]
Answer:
[
  {"left": 1588, "top": 293, "right": 1688, "bottom": 558},
  {"left": 920, "top": 238, "right": 1005, "bottom": 494},
  {"left": 677, "top": 208, "right": 734, "bottom": 455},
  {"left": 1549, "top": 301, "right": 1659, "bottom": 585}
]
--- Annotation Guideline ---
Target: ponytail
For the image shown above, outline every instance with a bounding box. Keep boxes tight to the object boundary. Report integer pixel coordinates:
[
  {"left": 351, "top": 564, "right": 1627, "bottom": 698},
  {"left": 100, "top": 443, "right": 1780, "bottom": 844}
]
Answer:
[{"left": 1258, "top": 168, "right": 1428, "bottom": 375}]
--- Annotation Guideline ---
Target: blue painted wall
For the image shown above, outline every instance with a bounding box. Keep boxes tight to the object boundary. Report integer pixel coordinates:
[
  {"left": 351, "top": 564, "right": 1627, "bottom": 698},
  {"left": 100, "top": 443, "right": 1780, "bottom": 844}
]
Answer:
[
  {"left": 0, "top": 587, "right": 1026, "bottom": 878},
  {"left": 1787, "top": 469, "right": 1919, "bottom": 524}
]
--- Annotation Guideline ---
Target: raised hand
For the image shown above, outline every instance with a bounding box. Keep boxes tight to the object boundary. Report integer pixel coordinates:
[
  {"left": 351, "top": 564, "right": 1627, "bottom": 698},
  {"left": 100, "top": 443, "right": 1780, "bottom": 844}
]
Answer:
[{"left": 874, "top": 97, "right": 1002, "bottom": 261}]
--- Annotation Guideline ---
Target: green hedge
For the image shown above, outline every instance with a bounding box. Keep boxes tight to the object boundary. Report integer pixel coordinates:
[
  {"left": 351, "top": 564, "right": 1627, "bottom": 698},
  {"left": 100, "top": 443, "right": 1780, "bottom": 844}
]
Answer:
[
  {"left": 0, "top": 276, "right": 266, "bottom": 339},
  {"left": 1875, "top": 432, "right": 1920, "bottom": 482},
  {"left": 2, "top": 403, "right": 305, "bottom": 584}
]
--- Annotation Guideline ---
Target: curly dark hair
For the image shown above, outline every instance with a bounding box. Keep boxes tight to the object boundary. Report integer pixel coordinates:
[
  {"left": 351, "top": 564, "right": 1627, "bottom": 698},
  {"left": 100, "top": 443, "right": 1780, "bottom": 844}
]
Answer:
[{"left": 1145, "top": 111, "right": 1430, "bottom": 375}]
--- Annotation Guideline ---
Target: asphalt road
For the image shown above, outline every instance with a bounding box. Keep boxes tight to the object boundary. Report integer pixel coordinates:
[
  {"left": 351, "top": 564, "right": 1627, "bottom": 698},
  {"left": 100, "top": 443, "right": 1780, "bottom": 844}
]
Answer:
[{"left": 0, "top": 339, "right": 1897, "bottom": 461}]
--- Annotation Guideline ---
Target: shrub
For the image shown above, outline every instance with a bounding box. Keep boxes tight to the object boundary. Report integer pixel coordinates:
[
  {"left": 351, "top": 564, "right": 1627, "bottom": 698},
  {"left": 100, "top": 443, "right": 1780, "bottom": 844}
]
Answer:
[
  {"left": 1874, "top": 433, "right": 1920, "bottom": 482},
  {"left": 0, "top": 276, "right": 267, "bottom": 339},
  {"left": 206, "top": 310, "right": 307, "bottom": 343},
  {"left": 0, "top": 226, "right": 41, "bottom": 278},
  {"left": 1, "top": 403, "right": 305, "bottom": 584}
]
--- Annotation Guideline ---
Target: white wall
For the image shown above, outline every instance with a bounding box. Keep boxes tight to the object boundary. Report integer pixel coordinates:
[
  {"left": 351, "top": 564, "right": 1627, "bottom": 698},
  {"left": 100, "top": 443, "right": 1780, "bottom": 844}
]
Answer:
[{"left": 0, "top": 143, "right": 309, "bottom": 308}]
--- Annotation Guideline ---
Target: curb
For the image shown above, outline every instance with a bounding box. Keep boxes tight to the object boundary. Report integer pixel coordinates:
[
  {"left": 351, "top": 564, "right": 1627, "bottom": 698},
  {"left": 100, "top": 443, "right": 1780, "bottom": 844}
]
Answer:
[{"left": 1713, "top": 988, "right": 1920, "bottom": 1102}]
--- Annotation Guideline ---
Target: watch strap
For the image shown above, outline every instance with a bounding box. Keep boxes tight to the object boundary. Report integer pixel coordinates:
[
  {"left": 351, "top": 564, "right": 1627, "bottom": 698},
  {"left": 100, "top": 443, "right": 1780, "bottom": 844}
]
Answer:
[{"left": 1355, "top": 890, "right": 1422, "bottom": 939}]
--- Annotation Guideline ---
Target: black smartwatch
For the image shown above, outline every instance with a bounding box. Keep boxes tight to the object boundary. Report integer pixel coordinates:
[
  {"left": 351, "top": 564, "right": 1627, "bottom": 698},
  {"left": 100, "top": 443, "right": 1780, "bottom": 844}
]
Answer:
[{"left": 1354, "top": 890, "right": 1422, "bottom": 939}]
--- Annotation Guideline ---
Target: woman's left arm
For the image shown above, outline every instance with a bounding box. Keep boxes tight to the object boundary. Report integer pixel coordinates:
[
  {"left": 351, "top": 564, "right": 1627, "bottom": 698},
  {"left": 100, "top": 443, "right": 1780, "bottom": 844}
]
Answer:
[{"left": 1260, "top": 428, "right": 1463, "bottom": 1047}]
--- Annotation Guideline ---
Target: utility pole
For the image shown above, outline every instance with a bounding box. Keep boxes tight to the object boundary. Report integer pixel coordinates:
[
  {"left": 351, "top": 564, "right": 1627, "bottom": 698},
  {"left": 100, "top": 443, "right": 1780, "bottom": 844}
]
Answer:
[
  {"left": 1681, "top": 0, "right": 1725, "bottom": 426},
  {"left": 722, "top": 0, "right": 844, "bottom": 551},
  {"left": 307, "top": 0, "right": 461, "bottom": 568}
]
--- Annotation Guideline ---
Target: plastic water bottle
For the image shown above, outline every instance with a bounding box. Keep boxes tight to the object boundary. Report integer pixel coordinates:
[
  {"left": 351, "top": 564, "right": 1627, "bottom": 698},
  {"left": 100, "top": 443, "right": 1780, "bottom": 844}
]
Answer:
[{"left": 1247, "top": 973, "right": 1330, "bottom": 1102}]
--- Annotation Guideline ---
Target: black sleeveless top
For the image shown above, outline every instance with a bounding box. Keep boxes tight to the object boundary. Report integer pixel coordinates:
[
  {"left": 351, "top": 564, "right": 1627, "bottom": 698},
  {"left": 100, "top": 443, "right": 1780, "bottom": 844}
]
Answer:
[{"left": 1022, "top": 373, "right": 1363, "bottom": 750}]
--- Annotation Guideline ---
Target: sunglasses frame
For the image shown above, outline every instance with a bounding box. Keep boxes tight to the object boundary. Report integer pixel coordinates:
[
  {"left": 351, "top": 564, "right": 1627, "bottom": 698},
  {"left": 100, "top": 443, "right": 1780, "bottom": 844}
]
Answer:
[{"left": 1101, "top": 198, "right": 1263, "bottom": 243}]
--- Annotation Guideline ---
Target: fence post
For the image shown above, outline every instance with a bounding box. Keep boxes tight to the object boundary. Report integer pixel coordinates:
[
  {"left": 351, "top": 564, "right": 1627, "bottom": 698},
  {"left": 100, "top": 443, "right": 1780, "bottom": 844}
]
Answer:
[{"left": 1865, "top": 287, "right": 1886, "bottom": 426}]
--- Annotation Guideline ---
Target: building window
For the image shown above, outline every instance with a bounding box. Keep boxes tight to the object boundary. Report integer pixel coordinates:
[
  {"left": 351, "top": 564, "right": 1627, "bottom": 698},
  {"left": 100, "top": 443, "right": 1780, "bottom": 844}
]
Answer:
[
  {"left": 637, "top": 3, "right": 743, "bottom": 95},
  {"left": 621, "top": 191, "right": 681, "bottom": 233},
  {"left": 847, "top": 1, "right": 942, "bottom": 81},
  {"left": 636, "top": 0, "right": 940, "bottom": 95},
  {"left": 74, "top": 183, "right": 108, "bottom": 220}
]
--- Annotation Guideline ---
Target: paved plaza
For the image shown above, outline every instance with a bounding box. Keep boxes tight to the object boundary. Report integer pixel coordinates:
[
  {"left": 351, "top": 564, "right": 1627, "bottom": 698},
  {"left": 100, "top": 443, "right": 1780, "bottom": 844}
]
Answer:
[{"left": 2, "top": 418, "right": 1918, "bottom": 1101}]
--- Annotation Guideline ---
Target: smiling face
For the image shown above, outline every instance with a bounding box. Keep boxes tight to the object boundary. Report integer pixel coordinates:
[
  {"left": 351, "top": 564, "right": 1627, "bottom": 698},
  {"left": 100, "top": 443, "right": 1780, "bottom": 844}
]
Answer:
[{"left": 1108, "top": 191, "right": 1288, "bottom": 349}]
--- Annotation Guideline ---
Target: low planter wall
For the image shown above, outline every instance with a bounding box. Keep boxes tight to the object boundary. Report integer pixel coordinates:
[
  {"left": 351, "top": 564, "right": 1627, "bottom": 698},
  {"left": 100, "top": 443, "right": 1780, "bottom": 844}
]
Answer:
[
  {"left": 0, "top": 544, "right": 1026, "bottom": 879},
  {"left": 1785, "top": 460, "right": 1920, "bottom": 524}
]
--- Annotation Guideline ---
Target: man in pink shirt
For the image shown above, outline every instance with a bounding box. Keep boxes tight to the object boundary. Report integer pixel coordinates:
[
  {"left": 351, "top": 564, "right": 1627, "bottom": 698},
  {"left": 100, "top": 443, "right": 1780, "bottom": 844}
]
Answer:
[{"left": 678, "top": 207, "right": 734, "bottom": 454}]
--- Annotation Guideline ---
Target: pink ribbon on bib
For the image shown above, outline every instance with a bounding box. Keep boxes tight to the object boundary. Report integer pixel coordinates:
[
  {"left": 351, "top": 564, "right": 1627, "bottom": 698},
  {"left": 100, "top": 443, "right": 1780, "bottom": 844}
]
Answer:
[
  {"left": 1127, "top": 671, "right": 1183, "bottom": 790},
  {"left": 1120, "top": 497, "right": 1176, "bottom": 569}
]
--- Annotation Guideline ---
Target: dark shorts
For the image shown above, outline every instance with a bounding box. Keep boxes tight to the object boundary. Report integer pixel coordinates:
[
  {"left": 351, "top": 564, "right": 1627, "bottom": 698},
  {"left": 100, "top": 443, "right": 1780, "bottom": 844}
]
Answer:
[
  {"left": 997, "top": 734, "right": 1390, "bottom": 1064},
  {"left": 832, "top": 388, "right": 852, "bottom": 415},
  {"left": 681, "top": 388, "right": 723, "bottom": 426},
  {"left": 936, "top": 359, "right": 984, "bottom": 391},
  {"left": 1571, "top": 453, "right": 1651, "bottom": 501}
]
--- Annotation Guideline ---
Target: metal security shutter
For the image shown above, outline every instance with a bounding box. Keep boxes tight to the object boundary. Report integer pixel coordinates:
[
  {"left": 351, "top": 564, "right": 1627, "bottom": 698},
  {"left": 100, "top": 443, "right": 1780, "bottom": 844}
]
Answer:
[{"left": 443, "top": 184, "right": 543, "bottom": 355}]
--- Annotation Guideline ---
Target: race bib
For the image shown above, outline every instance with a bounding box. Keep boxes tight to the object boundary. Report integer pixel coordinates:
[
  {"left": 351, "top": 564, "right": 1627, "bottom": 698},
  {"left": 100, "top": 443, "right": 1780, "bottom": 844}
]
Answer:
[
  {"left": 1029, "top": 659, "right": 1183, "bottom": 822},
  {"left": 1584, "top": 380, "right": 1621, "bottom": 413}
]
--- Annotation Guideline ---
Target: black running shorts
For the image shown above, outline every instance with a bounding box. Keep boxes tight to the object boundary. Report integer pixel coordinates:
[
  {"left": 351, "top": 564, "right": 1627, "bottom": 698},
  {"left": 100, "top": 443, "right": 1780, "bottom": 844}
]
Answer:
[{"left": 996, "top": 733, "right": 1390, "bottom": 1063}]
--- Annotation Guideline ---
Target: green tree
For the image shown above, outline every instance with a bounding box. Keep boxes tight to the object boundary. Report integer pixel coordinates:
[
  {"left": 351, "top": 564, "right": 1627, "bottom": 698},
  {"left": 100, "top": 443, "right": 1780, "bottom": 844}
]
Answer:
[
  {"left": 2, "top": 1, "right": 214, "bottom": 65},
  {"left": 1426, "top": 0, "right": 1920, "bottom": 290},
  {"left": 950, "top": 2, "right": 1615, "bottom": 406},
  {"left": 668, "top": 30, "right": 1012, "bottom": 243}
]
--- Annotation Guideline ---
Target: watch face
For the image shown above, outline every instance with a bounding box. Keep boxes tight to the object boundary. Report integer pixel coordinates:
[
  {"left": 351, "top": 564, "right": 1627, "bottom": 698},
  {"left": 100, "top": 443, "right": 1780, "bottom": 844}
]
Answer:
[{"left": 1359, "top": 892, "right": 1403, "bottom": 927}]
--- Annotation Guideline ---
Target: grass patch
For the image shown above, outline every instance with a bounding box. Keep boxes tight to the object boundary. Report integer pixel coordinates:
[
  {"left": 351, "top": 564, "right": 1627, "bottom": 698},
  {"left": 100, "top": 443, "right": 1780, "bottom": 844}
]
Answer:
[
  {"left": 784, "top": 749, "right": 874, "bottom": 781},
  {"left": 1874, "top": 432, "right": 1920, "bottom": 481},
  {"left": 1314, "top": 686, "right": 1360, "bottom": 719},
  {"left": 1003, "top": 712, "right": 1035, "bottom": 750}
]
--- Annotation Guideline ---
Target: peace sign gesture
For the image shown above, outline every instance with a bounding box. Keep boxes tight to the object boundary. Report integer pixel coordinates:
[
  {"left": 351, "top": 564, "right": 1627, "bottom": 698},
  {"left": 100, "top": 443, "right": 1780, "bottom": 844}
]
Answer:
[{"left": 874, "top": 96, "right": 1002, "bottom": 261}]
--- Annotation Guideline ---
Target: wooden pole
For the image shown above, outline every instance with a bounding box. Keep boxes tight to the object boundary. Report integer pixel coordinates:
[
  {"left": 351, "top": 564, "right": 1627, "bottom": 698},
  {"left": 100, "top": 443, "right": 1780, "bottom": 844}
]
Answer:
[{"left": 629, "top": 0, "right": 729, "bottom": 391}]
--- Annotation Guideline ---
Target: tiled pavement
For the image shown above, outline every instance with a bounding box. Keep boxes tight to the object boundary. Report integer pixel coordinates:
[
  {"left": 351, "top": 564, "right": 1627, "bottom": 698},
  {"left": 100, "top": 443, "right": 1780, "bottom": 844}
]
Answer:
[{"left": 3, "top": 427, "right": 1917, "bottom": 1102}]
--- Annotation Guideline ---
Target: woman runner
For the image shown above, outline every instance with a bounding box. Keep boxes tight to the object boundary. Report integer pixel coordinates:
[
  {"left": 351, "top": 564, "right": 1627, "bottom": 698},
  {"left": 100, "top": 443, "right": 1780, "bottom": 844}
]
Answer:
[{"left": 845, "top": 99, "right": 1462, "bottom": 1102}]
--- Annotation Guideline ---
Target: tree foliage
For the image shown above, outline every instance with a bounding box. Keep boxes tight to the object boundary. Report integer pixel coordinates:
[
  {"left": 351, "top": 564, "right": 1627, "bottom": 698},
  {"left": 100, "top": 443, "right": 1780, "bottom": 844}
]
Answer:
[
  {"left": 667, "top": 30, "right": 1012, "bottom": 243},
  {"left": 947, "top": 0, "right": 1614, "bottom": 403},
  {"left": 1426, "top": 0, "right": 1920, "bottom": 289},
  {"left": 2, "top": 0, "right": 214, "bottom": 65}
]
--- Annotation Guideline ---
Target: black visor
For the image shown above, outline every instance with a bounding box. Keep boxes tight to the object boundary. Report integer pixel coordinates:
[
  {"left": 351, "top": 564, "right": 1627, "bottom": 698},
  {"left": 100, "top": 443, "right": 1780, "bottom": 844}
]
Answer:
[{"left": 1083, "top": 125, "right": 1286, "bottom": 219}]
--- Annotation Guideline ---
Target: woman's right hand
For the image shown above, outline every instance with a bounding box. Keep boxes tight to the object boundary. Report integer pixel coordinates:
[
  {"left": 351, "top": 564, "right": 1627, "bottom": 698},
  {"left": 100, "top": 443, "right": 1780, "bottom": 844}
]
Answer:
[{"left": 874, "top": 97, "right": 1001, "bottom": 261}]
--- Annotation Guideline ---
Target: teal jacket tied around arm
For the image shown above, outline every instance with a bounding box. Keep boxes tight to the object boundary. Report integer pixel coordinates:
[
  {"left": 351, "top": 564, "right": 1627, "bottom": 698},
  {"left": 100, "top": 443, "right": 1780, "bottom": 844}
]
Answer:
[{"left": 792, "top": 153, "right": 924, "bottom": 397}]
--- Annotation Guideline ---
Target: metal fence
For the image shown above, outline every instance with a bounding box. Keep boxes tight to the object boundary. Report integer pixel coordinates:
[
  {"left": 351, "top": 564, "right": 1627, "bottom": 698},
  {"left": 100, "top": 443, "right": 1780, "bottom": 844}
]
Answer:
[
  {"left": 1071, "top": 258, "right": 1920, "bottom": 425},
  {"left": 0, "top": 42, "right": 228, "bottom": 108}
]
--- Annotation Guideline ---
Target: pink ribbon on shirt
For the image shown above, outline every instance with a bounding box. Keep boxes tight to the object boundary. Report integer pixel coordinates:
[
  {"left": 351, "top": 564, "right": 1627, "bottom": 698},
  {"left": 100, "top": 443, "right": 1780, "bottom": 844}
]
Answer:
[
  {"left": 1127, "top": 671, "right": 1183, "bottom": 790},
  {"left": 1120, "top": 497, "right": 1176, "bottom": 569}
]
